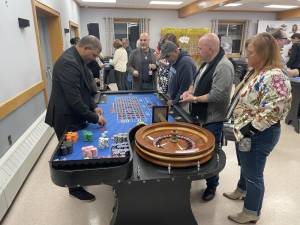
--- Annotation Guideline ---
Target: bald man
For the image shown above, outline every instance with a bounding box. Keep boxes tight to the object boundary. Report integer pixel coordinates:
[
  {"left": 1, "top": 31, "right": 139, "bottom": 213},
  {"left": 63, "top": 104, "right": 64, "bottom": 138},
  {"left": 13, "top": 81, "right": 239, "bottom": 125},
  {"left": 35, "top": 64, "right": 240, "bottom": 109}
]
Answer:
[
  {"left": 181, "top": 33, "right": 234, "bottom": 201},
  {"left": 127, "top": 32, "right": 157, "bottom": 90}
]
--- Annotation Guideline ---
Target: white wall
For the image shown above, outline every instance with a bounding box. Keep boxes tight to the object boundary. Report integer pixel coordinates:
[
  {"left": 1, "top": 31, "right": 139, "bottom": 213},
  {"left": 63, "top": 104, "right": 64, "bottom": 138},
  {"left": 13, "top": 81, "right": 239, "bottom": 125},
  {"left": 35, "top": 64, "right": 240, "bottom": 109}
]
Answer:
[
  {"left": 39, "top": 0, "right": 80, "bottom": 49},
  {"left": 0, "top": 0, "right": 80, "bottom": 104},
  {"left": 0, "top": 0, "right": 80, "bottom": 156},
  {"left": 0, "top": 0, "right": 41, "bottom": 103},
  {"left": 79, "top": 8, "right": 276, "bottom": 56}
]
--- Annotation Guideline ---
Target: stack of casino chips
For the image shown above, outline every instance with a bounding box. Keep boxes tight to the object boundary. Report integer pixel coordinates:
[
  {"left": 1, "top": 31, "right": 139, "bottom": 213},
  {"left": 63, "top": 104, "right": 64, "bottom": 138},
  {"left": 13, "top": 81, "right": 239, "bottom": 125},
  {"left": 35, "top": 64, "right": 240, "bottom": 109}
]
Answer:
[
  {"left": 98, "top": 133, "right": 109, "bottom": 149},
  {"left": 60, "top": 141, "right": 73, "bottom": 155},
  {"left": 81, "top": 145, "right": 98, "bottom": 159},
  {"left": 112, "top": 133, "right": 128, "bottom": 143},
  {"left": 83, "top": 130, "right": 93, "bottom": 141},
  {"left": 65, "top": 132, "right": 78, "bottom": 142},
  {"left": 111, "top": 142, "right": 130, "bottom": 158}
]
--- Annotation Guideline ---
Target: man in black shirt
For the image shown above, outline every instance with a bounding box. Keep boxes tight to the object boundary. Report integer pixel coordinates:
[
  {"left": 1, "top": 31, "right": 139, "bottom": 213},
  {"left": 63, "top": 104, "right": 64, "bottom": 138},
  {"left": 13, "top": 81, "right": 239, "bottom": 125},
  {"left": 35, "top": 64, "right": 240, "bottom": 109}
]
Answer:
[{"left": 46, "top": 35, "right": 106, "bottom": 201}]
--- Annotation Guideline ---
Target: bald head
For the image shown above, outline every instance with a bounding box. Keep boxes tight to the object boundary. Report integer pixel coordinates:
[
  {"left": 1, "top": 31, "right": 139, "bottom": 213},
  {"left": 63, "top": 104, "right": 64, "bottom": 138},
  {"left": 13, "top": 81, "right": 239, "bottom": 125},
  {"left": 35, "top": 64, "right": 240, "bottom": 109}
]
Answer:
[
  {"left": 198, "top": 33, "right": 220, "bottom": 62},
  {"left": 200, "top": 33, "right": 220, "bottom": 52},
  {"left": 139, "top": 32, "right": 150, "bottom": 51}
]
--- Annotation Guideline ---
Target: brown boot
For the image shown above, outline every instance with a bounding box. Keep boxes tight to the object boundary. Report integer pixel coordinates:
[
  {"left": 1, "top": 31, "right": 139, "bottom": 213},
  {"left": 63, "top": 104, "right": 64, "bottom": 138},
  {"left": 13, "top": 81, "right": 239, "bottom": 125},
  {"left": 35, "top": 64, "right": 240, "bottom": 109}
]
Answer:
[
  {"left": 228, "top": 211, "right": 259, "bottom": 224},
  {"left": 223, "top": 188, "right": 246, "bottom": 200}
]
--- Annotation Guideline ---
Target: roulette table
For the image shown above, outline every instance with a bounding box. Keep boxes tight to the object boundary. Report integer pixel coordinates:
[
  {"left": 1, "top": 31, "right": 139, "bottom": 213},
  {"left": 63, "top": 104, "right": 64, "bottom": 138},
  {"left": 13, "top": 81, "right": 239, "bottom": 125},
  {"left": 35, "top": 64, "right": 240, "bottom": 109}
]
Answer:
[{"left": 49, "top": 91, "right": 226, "bottom": 225}]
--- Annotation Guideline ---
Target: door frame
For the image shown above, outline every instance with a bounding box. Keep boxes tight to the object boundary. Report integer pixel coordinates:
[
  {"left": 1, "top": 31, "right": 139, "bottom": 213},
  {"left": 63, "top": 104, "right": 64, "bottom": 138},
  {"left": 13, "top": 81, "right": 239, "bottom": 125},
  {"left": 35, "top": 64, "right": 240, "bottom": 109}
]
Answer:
[
  {"left": 69, "top": 20, "right": 80, "bottom": 38},
  {"left": 31, "top": 0, "right": 64, "bottom": 105}
]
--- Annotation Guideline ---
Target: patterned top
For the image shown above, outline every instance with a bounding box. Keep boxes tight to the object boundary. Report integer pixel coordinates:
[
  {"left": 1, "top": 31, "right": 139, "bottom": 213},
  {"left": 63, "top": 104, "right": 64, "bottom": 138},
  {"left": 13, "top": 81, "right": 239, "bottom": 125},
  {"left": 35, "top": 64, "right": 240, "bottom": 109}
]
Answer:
[
  {"left": 233, "top": 68, "right": 292, "bottom": 141},
  {"left": 157, "top": 60, "right": 170, "bottom": 94}
]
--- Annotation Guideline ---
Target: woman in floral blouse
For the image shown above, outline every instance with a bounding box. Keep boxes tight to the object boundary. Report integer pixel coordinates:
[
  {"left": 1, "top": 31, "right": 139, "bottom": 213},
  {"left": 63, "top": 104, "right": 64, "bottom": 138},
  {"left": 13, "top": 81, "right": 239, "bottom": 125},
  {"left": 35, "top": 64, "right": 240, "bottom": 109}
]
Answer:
[{"left": 224, "top": 32, "right": 292, "bottom": 224}]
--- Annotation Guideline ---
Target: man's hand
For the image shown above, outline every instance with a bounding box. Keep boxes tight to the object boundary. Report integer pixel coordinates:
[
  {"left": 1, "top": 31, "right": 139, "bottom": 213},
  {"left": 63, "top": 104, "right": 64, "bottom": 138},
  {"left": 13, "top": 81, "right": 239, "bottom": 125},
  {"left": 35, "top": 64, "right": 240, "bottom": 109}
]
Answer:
[
  {"left": 180, "top": 90, "right": 192, "bottom": 100},
  {"left": 133, "top": 70, "right": 139, "bottom": 77},
  {"left": 180, "top": 93, "right": 196, "bottom": 103},
  {"left": 167, "top": 100, "right": 173, "bottom": 107},
  {"left": 98, "top": 115, "right": 106, "bottom": 127},
  {"left": 154, "top": 51, "right": 160, "bottom": 60},
  {"left": 149, "top": 64, "right": 157, "bottom": 70},
  {"left": 94, "top": 108, "right": 103, "bottom": 115}
]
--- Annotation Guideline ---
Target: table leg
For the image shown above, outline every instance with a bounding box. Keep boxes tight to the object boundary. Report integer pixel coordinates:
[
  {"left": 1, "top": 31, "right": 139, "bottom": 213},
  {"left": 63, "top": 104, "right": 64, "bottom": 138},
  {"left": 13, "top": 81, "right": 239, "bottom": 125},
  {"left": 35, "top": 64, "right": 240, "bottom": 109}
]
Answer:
[{"left": 111, "top": 178, "right": 197, "bottom": 225}]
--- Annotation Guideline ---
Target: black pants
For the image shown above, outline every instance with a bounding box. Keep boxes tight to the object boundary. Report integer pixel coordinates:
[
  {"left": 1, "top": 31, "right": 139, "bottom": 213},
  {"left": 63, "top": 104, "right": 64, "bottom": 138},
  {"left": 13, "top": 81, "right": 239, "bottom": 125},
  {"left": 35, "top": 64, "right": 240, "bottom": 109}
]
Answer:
[{"left": 115, "top": 70, "right": 126, "bottom": 90}]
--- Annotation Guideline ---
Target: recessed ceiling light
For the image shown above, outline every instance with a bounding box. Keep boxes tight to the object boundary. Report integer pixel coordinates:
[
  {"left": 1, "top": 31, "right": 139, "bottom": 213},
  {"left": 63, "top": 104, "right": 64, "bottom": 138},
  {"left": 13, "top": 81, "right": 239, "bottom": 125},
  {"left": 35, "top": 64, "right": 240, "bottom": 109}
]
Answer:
[
  {"left": 264, "top": 5, "right": 298, "bottom": 9},
  {"left": 81, "top": 0, "right": 116, "bottom": 3},
  {"left": 149, "top": 1, "right": 183, "bottom": 5},
  {"left": 224, "top": 3, "right": 242, "bottom": 7}
]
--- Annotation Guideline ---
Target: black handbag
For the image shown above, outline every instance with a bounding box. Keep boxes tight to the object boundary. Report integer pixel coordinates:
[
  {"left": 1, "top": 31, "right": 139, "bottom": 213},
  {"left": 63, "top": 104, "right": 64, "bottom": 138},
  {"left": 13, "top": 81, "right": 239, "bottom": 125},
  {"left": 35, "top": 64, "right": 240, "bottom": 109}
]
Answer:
[{"left": 222, "top": 121, "right": 236, "bottom": 142}]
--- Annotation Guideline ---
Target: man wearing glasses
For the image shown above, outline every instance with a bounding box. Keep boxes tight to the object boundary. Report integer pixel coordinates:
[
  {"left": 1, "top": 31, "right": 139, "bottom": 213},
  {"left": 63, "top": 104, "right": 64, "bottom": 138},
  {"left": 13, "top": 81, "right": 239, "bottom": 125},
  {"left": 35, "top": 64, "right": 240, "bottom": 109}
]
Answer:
[{"left": 271, "top": 28, "right": 299, "bottom": 77}]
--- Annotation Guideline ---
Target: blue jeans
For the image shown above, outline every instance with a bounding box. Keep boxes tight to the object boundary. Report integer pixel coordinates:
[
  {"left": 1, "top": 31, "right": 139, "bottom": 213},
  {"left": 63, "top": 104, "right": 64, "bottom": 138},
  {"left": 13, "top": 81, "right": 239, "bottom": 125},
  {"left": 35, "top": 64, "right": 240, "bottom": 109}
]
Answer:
[
  {"left": 236, "top": 125, "right": 280, "bottom": 216},
  {"left": 203, "top": 122, "right": 223, "bottom": 189}
]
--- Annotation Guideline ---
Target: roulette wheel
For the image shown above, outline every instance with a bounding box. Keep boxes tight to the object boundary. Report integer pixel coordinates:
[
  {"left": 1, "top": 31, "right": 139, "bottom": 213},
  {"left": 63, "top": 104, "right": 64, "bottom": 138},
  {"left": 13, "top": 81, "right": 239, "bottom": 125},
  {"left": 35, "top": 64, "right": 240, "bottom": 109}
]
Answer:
[{"left": 135, "top": 122, "right": 215, "bottom": 168}]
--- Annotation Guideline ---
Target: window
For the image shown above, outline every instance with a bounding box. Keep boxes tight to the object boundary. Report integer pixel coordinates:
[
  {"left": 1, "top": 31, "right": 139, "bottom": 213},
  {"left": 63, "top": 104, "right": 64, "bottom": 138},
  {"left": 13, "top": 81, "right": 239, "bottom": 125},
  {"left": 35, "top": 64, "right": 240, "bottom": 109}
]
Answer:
[
  {"left": 218, "top": 21, "right": 245, "bottom": 57},
  {"left": 114, "top": 19, "right": 140, "bottom": 50}
]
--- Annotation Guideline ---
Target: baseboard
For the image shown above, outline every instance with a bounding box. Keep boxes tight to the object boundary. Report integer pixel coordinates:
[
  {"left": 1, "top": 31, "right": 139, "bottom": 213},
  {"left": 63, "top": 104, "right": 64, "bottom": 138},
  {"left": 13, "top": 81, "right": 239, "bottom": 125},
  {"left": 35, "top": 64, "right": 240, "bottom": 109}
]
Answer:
[{"left": 0, "top": 111, "right": 54, "bottom": 220}]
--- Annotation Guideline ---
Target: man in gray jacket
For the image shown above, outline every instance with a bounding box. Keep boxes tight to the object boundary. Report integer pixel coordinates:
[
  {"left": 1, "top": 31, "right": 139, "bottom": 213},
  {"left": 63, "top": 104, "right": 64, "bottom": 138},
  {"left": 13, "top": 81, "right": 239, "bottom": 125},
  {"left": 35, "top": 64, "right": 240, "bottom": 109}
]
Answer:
[
  {"left": 181, "top": 33, "right": 234, "bottom": 201},
  {"left": 127, "top": 33, "right": 157, "bottom": 90}
]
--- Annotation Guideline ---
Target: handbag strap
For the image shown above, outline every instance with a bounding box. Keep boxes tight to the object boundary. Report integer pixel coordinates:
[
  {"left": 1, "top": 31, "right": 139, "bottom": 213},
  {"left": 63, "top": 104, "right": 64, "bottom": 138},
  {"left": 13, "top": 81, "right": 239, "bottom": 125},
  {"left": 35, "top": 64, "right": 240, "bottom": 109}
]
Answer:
[{"left": 224, "top": 69, "right": 256, "bottom": 121}]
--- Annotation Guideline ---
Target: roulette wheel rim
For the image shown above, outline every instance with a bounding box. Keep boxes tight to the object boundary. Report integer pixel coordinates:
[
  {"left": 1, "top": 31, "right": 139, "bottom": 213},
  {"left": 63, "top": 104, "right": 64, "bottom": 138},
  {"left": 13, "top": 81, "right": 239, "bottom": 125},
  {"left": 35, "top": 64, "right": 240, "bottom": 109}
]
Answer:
[
  {"left": 135, "top": 122, "right": 215, "bottom": 156},
  {"left": 135, "top": 140, "right": 214, "bottom": 162},
  {"left": 134, "top": 122, "right": 215, "bottom": 168}
]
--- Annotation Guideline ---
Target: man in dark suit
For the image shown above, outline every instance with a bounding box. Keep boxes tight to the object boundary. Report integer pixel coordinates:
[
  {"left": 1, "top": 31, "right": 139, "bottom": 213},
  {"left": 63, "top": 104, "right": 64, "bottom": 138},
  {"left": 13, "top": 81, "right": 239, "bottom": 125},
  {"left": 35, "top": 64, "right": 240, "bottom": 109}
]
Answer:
[{"left": 45, "top": 35, "right": 106, "bottom": 201}]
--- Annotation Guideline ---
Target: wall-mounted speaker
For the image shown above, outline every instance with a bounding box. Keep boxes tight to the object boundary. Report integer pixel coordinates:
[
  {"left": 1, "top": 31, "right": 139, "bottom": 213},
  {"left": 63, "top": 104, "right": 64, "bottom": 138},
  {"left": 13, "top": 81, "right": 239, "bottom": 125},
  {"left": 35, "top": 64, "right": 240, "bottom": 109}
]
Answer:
[
  {"left": 18, "top": 18, "right": 30, "bottom": 28},
  {"left": 87, "top": 23, "right": 100, "bottom": 39}
]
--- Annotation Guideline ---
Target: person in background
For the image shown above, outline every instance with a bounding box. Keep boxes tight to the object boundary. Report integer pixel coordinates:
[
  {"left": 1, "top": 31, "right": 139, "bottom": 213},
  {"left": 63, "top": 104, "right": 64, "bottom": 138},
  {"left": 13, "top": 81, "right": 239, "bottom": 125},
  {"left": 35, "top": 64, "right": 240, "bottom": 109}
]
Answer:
[
  {"left": 121, "top": 38, "right": 132, "bottom": 90},
  {"left": 122, "top": 38, "right": 132, "bottom": 57},
  {"left": 287, "top": 33, "right": 300, "bottom": 77},
  {"left": 70, "top": 37, "right": 80, "bottom": 46},
  {"left": 224, "top": 33, "right": 291, "bottom": 224},
  {"left": 109, "top": 39, "right": 128, "bottom": 90},
  {"left": 45, "top": 35, "right": 106, "bottom": 202},
  {"left": 128, "top": 33, "right": 157, "bottom": 90},
  {"left": 271, "top": 29, "right": 299, "bottom": 77},
  {"left": 156, "top": 33, "right": 179, "bottom": 94},
  {"left": 180, "top": 33, "right": 234, "bottom": 202},
  {"left": 160, "top": 41, "right": 196, "bottom": 111}
]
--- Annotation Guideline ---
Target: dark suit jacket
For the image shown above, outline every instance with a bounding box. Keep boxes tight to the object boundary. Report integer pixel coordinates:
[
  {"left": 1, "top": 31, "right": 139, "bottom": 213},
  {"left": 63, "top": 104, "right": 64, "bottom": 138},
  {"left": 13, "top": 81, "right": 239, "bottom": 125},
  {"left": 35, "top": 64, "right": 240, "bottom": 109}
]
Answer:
[
  {"left": 45, "top": 46, "right": 98, "bottom": 139},
  {"left": 287, "top": 43, "right": 300, "bottom": 70}
]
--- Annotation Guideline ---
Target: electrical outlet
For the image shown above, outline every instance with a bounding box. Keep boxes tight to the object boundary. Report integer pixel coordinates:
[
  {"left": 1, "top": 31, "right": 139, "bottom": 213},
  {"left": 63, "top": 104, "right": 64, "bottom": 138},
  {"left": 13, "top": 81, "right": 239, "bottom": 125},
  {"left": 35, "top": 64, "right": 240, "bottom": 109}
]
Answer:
[{"left": 8, "top": 135, "right": 12, "bottom": 146}]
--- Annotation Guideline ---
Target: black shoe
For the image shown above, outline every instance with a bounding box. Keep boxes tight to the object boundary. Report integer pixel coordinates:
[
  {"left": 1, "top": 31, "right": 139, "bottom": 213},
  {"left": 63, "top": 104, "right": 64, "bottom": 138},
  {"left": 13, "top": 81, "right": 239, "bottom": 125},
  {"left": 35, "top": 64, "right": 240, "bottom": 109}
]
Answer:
[
  {"left": 202, "top": 187, "right": 216, "bottom": 201},
  {"left": 69, "top": 187, "right": 95, "bottom": 202}
]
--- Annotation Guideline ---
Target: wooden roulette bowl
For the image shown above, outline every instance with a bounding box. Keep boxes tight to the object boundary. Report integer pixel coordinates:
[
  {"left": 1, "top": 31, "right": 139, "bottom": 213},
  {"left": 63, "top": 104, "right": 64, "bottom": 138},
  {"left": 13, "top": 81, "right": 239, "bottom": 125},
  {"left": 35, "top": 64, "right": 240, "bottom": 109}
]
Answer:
[{"left": 135, "top": 122, "right": 215, "bottom": 168}]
